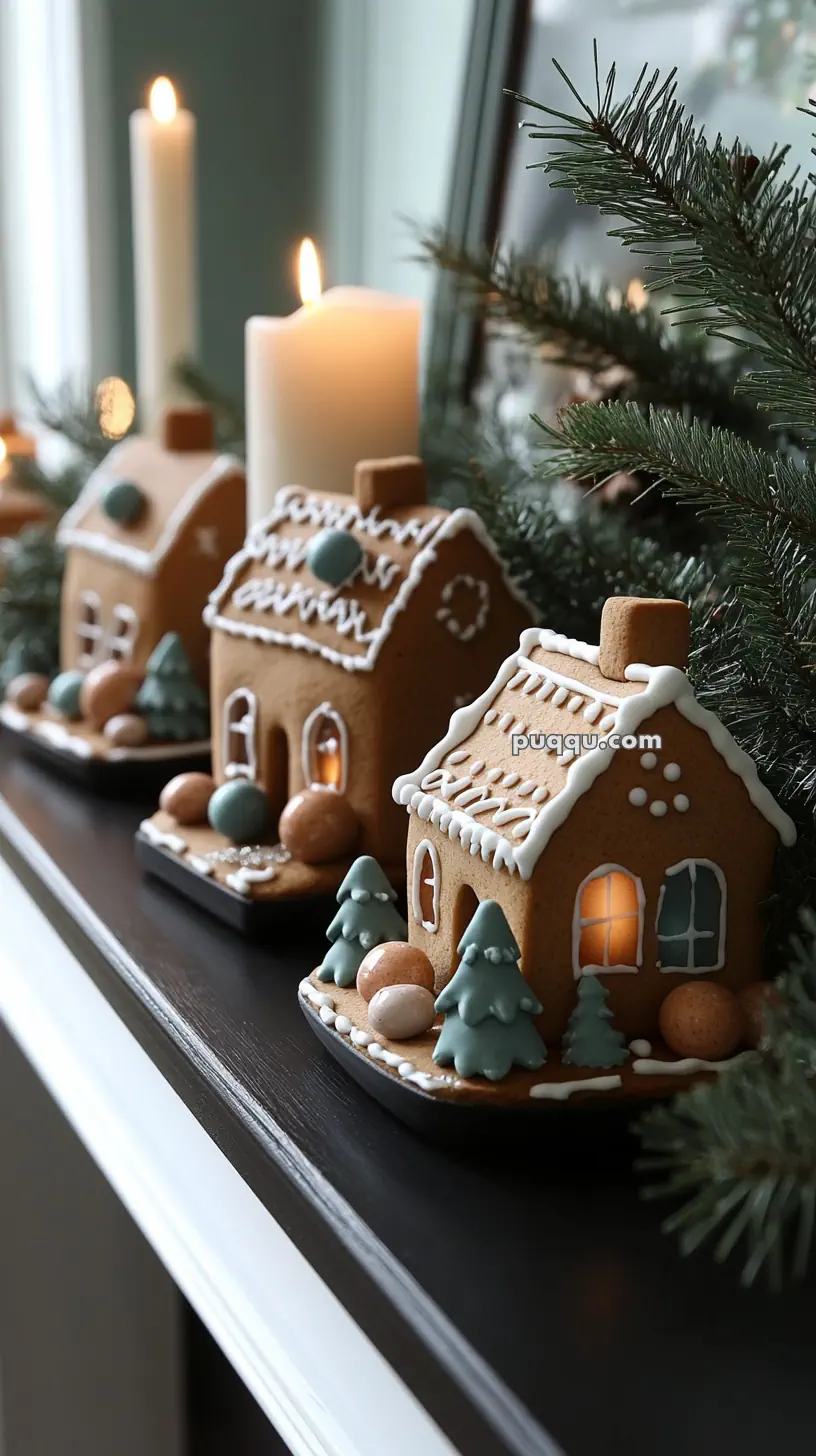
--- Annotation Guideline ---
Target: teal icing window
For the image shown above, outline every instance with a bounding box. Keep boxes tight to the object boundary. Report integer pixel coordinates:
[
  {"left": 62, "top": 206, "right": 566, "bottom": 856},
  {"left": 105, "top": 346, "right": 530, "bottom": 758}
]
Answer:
[{"left": 657, "top": 860, "right": 726, "bottom": 972}]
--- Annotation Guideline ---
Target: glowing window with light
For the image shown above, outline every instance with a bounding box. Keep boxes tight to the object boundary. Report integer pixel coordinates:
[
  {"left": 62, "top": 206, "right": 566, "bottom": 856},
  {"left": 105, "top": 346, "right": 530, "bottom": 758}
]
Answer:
[
  {"left": 573, "top": 865, "right": 644, "bottom": 978},
  {"left": 302, "top": 703, "right": 347, "bottom": 792},
  {"left": 223, "top": 689, "right": 258, "bottom": 780}
]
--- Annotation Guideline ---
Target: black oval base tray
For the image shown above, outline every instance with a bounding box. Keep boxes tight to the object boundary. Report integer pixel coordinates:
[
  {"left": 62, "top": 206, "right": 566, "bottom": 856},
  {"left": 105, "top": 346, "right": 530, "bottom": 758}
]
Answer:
[{"left": 6, "top": 724, "right": 210, "bottom": 799}]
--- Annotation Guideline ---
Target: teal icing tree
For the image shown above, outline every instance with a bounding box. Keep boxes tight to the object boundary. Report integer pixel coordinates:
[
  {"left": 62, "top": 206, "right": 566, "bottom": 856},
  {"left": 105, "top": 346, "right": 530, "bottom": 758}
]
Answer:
[
  {"left": 317, "top": 856, "right": 407, "bottom": 986},
  {"left": 134, "top": 632, "right": 209, "bottom": 742},
  {"left": 562, "top": 976, "right": 627, "bottom": 1069},
  {"left": 434, "top": 900, "right": 546, "bottom": 1080}
]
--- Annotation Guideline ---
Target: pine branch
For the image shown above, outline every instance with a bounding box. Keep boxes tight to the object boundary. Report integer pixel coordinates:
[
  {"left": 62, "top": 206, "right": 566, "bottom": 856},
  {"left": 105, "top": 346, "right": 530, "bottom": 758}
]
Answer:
[
  {"left": 27, "top": 377, "right": 112, "bottom": 466},
  {"left": 420, "top": 228, "right": 761, "bottom": 438},
  {"left": 8, "top": 456, "right": 87, "bottom": 517},
  {"left": 513, "top": 52, "right": 816, "bottom": 434},
  {"left": 636, "top": 911, "right": 816, "bottom": 1289}
]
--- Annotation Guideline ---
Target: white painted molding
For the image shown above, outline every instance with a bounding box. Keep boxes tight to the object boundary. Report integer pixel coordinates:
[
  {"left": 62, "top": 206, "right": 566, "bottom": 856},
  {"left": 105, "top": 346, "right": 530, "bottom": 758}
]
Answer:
[{"left": 0, "top": 851, "right": 459, "bottom": 1456}]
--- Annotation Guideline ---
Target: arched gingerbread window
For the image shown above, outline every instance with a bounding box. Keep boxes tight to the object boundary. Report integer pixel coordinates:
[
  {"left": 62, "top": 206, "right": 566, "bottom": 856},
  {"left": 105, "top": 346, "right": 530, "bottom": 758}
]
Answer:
[
  {"left": 412, "top": 839, "right": 440, "bottom": 933},
  {"left": 76, "top": 590, "right": 103, "bottom": 668},
  {"left": 301, "top": 702, "right": 348, "bottom": 792},
  {"left": 573, "top": 864, "right": 644, "bottom": 978},
  {"left": 223, "top": 689, "right": 258, "bottom": 780},
  {"left": 657, "top": 859, "right": 726, "bottom": 972}
]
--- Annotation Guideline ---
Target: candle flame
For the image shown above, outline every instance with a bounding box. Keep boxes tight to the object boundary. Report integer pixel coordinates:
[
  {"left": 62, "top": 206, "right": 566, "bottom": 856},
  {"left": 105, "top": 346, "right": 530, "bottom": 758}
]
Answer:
[
  {"left": 298, "top": 238, "right": 322, "bottom": 306},
  {"left": 149, "top": 76, "right": 178, "bottom": 124},
  {"left": 95, "top": 377, "right": 136, "bottom": 440}
]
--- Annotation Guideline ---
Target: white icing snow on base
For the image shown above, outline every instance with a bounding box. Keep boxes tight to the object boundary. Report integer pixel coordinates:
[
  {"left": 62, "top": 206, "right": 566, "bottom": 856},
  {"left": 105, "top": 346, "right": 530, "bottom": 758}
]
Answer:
[
  {"left": 299, "top": 979, "right": 455, "bottom": 1093},
  {"left": 226, "top": 865, "right": 277, "bottom": 896},
  {"left": 633, "top": 1051, "right": 754, "bottom": 1076},
  {"left": 185, "top": 854, "right": 214, "bottom": 876},
  {"left": 529, "top": 1075, "right": 622, "bottom": 1100},
  {"left": 106, "top": 738, "right": 211, "bottom": 762},
  {"left": 629, "top": 1039, "right": 652, "bottom": 1057},
  {"left": 0, "top": 703, "right": 30, "bottom": 732},
  {"left": 34, "top": 720, "right": 94, "bottom": 757},
  {"left": 139, "top": 818, "right": 187, "bottom": 854}
]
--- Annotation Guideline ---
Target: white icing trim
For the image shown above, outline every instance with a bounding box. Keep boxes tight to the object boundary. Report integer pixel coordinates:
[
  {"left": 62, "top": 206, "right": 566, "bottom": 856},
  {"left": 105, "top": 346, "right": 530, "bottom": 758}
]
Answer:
[
  {"left": 139, "top": 818, "right": 187, "bottom": 854},
  {"left": 226, "top": 866, "right": 277, "bottom": 897},
  {"left": 0, "top": 703, "right": 31, "bottom": 732},
  {"left": 107, "top": 602, "right": 140, "bottom": 663},
  {"left": 435, "top": 574, "right": 490, "bottom": 642},
  {"left": 572, "top": 863, "right": 644, "bottom": 978},
  {"left": 33, "top": 721, "right": 93, "bottom": 757},
  {"left": 58, "top": 447, "right": 243, "bottom": 576},
  {"left": 77, "top": 588, "right": 104, "bottom": 668},
  {"left": 105, "top": 738, "right": 210, "bottom": 762},
  {"left": 298, "top": 980, "right": 455, "bottom": 1093},
  {"left": 411, "top": 838, "right": 441, "bottom": 933},
  {"left": 529, "top": 1075, "right": 622, "bottom": 1100},
  {"left": 301, "top": 702, "right": 348, "bottom": 792},
  {"left": 186, "top": 854, "right": 214, "bottom": 876},
  {"left": 629, "top": 1038, "right": 652, "bottom": 1056},
  {"left": 656, "top": 858, "right": 727, "bottom": 973},
  {"left": 393, "top": 633, "right": 797, "bottom": 875},
  {"left": 223, "top": 688, "right": 259, "bottom": 782},
  {"left": 204, "top": 492, "right": 537, "bottom": 672},
  {"left": 633, "top": 1052, "right": 752, "bottom": 1076}
]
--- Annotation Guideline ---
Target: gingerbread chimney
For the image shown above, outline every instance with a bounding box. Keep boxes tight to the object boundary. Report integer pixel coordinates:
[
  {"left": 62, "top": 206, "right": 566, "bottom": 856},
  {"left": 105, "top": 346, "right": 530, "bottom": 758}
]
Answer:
[
  {"left": 598, "top": 596, "right": 690, "bottom": 682},
  {"left": 353, "top": 456, "right": 427, "bottom": 514},
  {"left": 162, "top": 405, "right": 215, "bottom": 454}
]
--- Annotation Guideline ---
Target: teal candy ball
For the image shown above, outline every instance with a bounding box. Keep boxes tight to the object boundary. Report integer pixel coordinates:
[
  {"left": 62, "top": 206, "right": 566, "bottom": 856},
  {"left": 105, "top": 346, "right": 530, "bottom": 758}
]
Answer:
[
  {"left": 207, "top": 780, "right": 269, "bottom": 843},
  {"left": 47, "top": 670, "right": 85, "bottom": 721},
  {"left": 306, "top": 528, "right": 363, "bottom": 588},
  {"left": 102, "top": 479, "right": 145, "bottom": 526}
]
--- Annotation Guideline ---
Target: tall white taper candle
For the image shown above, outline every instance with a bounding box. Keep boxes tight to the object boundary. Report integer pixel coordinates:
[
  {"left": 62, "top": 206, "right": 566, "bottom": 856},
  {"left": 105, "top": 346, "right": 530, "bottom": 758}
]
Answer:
[{"left": 129, "top": 77, "right": 197, "bottom": 435}]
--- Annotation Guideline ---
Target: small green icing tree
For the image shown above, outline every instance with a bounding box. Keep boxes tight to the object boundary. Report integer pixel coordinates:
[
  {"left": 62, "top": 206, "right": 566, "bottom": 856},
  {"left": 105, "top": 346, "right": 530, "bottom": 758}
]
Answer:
[
  {"left": 562, "top": 976, "right": 627, "bottom": 1068},
  {"left": 433, "top": 900, "right": 546, "bottom": 1080},
  {"left": 134, "top": 632, "right": 209, "bottom": 742},
  {"left": 317, "top": 856, "right": 407, "bottom": 986}
]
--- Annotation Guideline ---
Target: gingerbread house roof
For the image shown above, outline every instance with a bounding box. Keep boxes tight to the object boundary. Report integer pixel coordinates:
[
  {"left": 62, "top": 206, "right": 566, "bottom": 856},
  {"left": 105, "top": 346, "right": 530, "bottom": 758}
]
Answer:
[
  {"left": 203, "top": 485, "right": 534, "bottom": 672},
  {"left": 57, "top": 436, "right": 243, "bottom": 577},
  {"left": 392, "top": 626, "right": 797, "bottom": 880}
]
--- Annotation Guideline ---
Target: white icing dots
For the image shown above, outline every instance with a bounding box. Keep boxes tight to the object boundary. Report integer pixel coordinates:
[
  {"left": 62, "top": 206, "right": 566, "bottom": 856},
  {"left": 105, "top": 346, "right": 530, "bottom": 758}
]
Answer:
[
  {"left": 649, "top": 800, "right": 668, "bottom": 817},
  {"left": 673, "top": 794, "right": 690, "bottom": 812},
  {"left": 640, "top": 752, "right": 658, "bottom": 770},
  {"left": 663, "top": 762, "right": 681, "bottom": 781},
  {"left": 628, "top": 787, "right": 648, "bottom": 807},
  {"left": 501, "top": 772, "right": 521, "bottom": 788},
  {"left": 629, "top": 1039, "right": 652, "bottom": 1057},
  {"left": 483, "top": 709, "right": 498, "bottom": 725}
]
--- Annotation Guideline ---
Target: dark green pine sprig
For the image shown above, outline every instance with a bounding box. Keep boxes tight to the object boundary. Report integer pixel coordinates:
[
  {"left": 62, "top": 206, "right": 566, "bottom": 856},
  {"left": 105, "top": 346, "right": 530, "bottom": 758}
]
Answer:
[
  {"left": 636, "top": 911, "right": 816, "bottom": 1290},
  {"left": 514, "top": 47, "right": 816, "bottom": 436},
  {"left": 419, "top": 227, "right": 762, "bottom": 440}
]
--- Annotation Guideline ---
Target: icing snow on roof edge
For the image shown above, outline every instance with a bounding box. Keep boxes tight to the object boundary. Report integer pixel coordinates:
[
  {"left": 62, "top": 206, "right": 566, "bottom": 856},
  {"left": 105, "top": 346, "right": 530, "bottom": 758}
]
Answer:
[
  {"left": 203, "top": 494, "right": 538, "bottom": 671},
  {"left": 58, "top": 445, "right": 243, "bottom": 577},
  {"left": 392, "top": 629, "right": 797, "bottom": 877}
]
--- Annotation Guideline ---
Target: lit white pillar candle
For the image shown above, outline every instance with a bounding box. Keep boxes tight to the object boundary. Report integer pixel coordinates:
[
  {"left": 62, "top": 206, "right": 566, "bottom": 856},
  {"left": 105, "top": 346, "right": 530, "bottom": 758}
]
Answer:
[
  {"left": 245, "top": 240, "right": 420, "bottom": 522},
  {"left": 129, "top": 77, "right": 197, "bottom": 434}
]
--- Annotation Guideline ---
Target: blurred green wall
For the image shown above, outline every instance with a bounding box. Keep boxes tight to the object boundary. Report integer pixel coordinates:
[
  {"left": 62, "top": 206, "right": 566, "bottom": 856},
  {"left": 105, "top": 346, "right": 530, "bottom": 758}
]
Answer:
[{"left": 107, "top": 0, "right": 325, "bottom": 401}]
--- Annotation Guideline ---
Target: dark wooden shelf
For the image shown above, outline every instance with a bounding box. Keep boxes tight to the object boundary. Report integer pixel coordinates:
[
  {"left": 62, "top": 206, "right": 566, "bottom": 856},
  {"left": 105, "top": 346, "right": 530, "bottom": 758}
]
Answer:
[{"left": 0, "top": 733, "right": 813, "bottom": 1456}]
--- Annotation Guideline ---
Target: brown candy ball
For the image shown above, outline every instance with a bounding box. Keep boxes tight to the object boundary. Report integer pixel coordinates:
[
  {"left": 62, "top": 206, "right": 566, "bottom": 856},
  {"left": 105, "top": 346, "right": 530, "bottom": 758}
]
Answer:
[
  {"left": 278, "top": 787, "right": 358, "bottom": 864},
  {"left": 357, "top": 942, "right": 435, "bottom": 1003},
  {"left": 5, "top": 672, "right": 49, "bottom": 711},
  {"left": 79, "top": 661, "right": 142, "bottom": 730},
  {"left": 658, "top": 981, "right": 745, "bottom": 1062},
  {"left": 738, "top": 982, "right": 779, "bottom": 1050},
  {"left": 159, "top": 771, "right": 215, "bottom": 826},
  {"left": 104, "top": 712, "right": 148, "bottom": 748}
]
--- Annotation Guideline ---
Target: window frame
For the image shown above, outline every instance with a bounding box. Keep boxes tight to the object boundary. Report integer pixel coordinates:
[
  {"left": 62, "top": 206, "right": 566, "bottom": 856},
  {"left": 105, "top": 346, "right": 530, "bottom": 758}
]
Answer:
[
  {"left": 656, "top": 858, "right": 727, "bottom": 973},
  {"left": 411, "top": 838, "right": 441, "bottom": 934},
  {"left": 301, "top": 701, "right": 348, "bottom": 793},
  {"left": 572, "top": 862, "right": 645, "bottom": 979},
  {"left": 223, "top": 688, "right": 258, "bottom": 781},
  {"left": 107, "top": 602, "right": 139, "bottom": 663},
  {"left": 76, "top": 588, "right": 103, "bottom": 669}
]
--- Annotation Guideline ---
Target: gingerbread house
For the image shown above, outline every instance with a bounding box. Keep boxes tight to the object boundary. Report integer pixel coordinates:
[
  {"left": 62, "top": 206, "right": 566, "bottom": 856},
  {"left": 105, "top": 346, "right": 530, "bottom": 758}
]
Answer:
[
  {"left": 197, "top": 456, "right": 536, "bottom": 881},
  {"left": 57, "top": 407, "right": 245, "bottom": 685},
  {"left": 392, "top": 596, "right": 797, "bottom": 1048}
]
